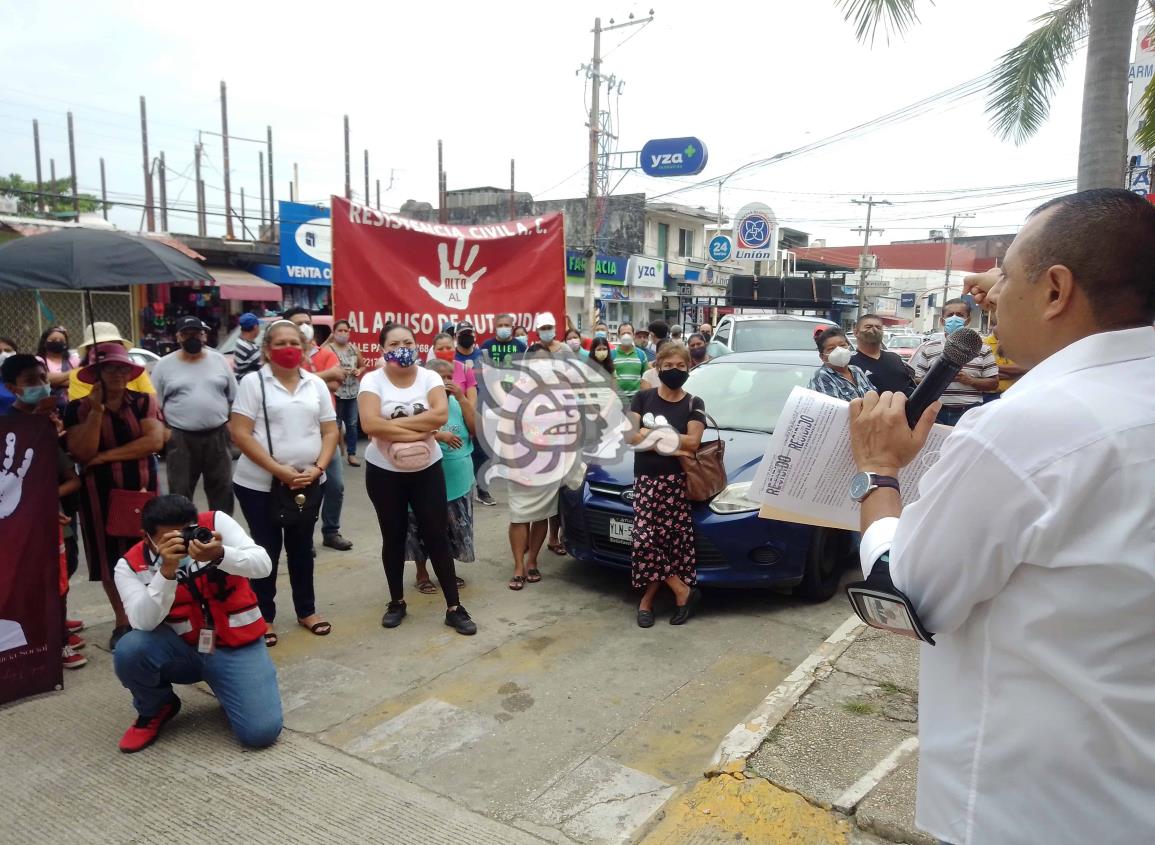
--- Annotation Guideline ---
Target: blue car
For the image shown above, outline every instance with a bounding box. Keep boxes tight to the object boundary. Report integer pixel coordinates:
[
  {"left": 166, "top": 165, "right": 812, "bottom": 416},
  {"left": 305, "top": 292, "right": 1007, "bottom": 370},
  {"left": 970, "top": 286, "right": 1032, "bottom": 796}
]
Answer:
[{"left": 560, "top": 350, "right": 857, "bottom": 601}]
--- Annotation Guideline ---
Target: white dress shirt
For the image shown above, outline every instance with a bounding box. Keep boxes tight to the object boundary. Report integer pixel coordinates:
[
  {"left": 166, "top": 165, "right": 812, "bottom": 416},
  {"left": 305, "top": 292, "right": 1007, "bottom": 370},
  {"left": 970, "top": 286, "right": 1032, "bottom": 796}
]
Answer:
[
  {"left": 113, "top": 511, "right": 272, "bottom": 633},
  {"left": 859, "top": 326, "right": 1155, "bottom": 845}
]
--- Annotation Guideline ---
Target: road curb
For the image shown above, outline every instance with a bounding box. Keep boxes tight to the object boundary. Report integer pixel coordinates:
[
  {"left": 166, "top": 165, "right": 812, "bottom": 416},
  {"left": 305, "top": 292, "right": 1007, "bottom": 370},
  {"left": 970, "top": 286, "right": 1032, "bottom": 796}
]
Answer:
[{"left": 705, "top": 614, "right": 866, "bottom": 776}]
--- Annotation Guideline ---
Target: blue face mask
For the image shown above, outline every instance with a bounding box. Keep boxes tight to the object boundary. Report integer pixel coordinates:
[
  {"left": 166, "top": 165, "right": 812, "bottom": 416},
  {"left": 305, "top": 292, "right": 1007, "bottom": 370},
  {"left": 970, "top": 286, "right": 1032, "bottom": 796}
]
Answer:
[
  {"left": 944, "top": 315, "right": 967, "bottom": 335},
  {"left": 17, "top": 384, "right": 52, "bottom": 406},
  {"left": 538, "top": 329, "right": 556, "bottom": 343},
  {"left": 384, "top": 347, "right": 417, "bottom": 368},
  {"left": 594, "top": 330, "right": 607, "bottom": 339},
  {"left": 496, "top": 327, "right": 512, "bottom": 341}
]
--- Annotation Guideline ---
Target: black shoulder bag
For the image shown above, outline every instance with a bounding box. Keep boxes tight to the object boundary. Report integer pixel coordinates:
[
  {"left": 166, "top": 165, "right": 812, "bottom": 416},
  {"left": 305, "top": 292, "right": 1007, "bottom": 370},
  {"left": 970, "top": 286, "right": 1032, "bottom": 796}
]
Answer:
[{"left": 259, "top": 371, "right": 324, "bottom": 526}]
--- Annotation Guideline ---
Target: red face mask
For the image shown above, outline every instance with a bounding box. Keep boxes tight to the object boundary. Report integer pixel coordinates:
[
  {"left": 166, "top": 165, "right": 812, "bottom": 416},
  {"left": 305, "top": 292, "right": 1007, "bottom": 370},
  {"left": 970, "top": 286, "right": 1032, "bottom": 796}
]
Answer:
[
  {"left": 434, "top": 349, "right": 455, "bottom": 362},
  {"left": 269, "top": 346, "right": 303, "bottom": 369}
]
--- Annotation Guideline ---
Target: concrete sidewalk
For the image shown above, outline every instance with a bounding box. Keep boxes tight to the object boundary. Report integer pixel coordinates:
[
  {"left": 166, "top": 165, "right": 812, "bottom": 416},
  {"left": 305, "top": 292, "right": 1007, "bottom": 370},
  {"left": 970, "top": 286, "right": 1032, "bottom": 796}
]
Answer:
[{"left": 640, "top": 619, "right": 930, "bottom": 845}]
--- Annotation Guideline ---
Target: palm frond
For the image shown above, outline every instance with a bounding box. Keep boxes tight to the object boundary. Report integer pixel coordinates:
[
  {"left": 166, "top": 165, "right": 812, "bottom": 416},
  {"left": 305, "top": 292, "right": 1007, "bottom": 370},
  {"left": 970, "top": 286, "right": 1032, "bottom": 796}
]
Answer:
[
  {"left": 1134, "top": 69, "right": 1155, "bottom": 153},
  {"left": 987, "top": 0, "right": 1091, "bottom": 145},
  {"left": 837, "top": 0, "right": 929, "bottom": 46}
]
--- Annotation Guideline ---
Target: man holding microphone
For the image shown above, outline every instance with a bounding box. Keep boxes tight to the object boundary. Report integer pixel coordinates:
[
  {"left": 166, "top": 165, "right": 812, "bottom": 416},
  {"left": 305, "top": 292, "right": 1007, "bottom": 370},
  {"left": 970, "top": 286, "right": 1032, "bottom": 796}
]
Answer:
[{"left": 846, "top": 189, "right": 1155, "bottom": 845}]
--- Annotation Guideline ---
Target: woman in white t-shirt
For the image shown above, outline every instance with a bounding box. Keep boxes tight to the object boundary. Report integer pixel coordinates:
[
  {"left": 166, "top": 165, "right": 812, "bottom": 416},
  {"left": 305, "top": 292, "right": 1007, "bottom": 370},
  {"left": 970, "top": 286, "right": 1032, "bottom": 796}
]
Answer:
[
  {"left": 358, "top": 323, "right": 478, "bottom": 636},
  {"left": 228, "top": 320, "right": 339, "bottom": 646}
]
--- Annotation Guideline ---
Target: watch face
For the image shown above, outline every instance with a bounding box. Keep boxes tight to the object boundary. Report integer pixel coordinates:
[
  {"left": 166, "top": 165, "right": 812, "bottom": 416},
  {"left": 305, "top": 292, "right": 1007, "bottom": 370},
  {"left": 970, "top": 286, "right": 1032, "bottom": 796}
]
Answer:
[{"left": 849, "top": 472, "right": 872, "bottom": 501}]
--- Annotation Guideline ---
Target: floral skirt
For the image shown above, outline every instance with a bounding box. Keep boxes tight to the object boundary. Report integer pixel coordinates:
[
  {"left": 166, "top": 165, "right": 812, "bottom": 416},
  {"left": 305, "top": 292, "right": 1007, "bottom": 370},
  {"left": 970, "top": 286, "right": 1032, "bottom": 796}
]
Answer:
[
  {"left": 404, "top": 493, "right": 475, "bottom": 563},
  {"left": 630, "top": 473, "right": 697, "bottom": 589}
]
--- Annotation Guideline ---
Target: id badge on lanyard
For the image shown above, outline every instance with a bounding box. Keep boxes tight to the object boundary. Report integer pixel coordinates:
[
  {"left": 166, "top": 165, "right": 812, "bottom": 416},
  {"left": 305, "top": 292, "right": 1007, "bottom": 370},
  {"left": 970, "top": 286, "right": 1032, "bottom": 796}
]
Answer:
[{"left": 198, "top": 628, "right": 216, "bottom": 654}]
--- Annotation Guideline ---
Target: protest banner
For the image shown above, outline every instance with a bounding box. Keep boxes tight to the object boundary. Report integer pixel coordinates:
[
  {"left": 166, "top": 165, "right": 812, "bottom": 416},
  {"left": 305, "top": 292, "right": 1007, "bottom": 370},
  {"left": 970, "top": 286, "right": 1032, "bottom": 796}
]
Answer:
[
  {"left": 331, "top": 197, "right": 566, "bottom": 354},
  {"left": 0, "top": 415, "right": 63, "bottom": 704}
]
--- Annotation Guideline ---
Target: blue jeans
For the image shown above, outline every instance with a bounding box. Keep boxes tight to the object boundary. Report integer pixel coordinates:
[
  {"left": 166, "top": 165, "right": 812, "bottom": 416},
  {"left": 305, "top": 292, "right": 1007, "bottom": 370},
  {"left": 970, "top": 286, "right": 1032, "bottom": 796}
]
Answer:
[
  {"left": 321, "top": 449, "right": 344, "bottom": 537},
  {"left": 335, "top": 396, "right": 360, "bottom": 456},
  {"left": 113, "top": 626, "right": 282, "bottom": 748},
  {"left": 935, "top": 405, "right": 975, "bottom": 426}
]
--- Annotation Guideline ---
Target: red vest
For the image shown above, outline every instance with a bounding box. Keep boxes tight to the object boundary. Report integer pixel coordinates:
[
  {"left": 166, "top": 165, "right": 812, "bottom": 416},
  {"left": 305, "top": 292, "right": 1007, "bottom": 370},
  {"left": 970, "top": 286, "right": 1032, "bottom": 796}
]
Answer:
[{"left": 123, "top": 512, "right": 266, "bottom": 648}]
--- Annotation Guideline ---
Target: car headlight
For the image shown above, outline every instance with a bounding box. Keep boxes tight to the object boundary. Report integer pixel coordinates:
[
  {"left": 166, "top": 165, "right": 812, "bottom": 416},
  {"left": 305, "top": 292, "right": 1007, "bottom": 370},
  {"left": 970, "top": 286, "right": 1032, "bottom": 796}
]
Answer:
[{"left": 709, "top": 481, "right": 761, "bottom": 514}]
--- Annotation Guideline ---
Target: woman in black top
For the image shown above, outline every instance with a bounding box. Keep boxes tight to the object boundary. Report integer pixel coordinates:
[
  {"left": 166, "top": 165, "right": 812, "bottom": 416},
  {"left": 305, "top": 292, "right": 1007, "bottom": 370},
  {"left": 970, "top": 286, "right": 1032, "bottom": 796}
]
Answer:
[{"left": 627, "top": 343, "right": 706, "bottom": 627}]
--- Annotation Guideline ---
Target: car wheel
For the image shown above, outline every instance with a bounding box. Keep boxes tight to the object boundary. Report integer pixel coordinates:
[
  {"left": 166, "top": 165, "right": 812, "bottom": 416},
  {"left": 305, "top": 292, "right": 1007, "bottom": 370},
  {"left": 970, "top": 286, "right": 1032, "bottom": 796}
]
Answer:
[{"left": 796, "top": 528, "right": 845, "bottom": 602}]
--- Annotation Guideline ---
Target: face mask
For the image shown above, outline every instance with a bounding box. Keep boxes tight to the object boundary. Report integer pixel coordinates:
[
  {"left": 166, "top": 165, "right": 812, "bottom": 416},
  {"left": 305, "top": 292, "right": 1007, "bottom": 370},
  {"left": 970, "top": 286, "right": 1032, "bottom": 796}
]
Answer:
[
  {"left": 658, "top": 368, "right": 689, "bottom": 389},
  {"left": 566, "top": 338, "right": 582, "bottom": 351},
  {"left": 593, "top": 349, "right": 609, "bottom": 361},
  {"left": 333, "top": 332, "right": 349, "bottom": 345},
  {"left": 618, "top": 334, "right": 633, "bottom": 347},
  {"left": 860, "top": 327, "right": 883, "bottom": 341},
  {"left": 701, "top": 332, "right": 712, "bottom": 342},
  {"left": 496, "top": 327, "right": 512, "bottom": 341},
  {"left": 269, "top": 346, "right": 303, "bottom": 369},
  {"left": 539, "top": 329, "right": 556, "bottom": 343},
  {"left": 298, "top": 323, "right": 315, "bottom": 343},
  {"left": 385, "top": 347, "right": 417, "bottom": 368},
  {"left": 0, "top": 352, "right": 12, "bottom": 365},
  {"left": 827, "top": 346, "right": 853, "bottom": 368},
  {"left": 434, "top": 349, "right": 455, "bottom": 362},
  {"left": 594, "top": 330, "right": 607, "bottom": 339},
  {"left": 944, "top": 315, "right": 967, "bottom": 335},
  {"left": 45, "top": 340, "right": 67, "bottom": 355},
  {"left": 515, "top": 333, "right": 527, "bottom": 341},
  {"left": 17, "top": 383, "right": 52, "bottom": 406},
  {"left": 180, "top": 337, "right": 203, "bottom": 355},
  {"left": 457, "top": 333, "right": 475, "bottom": 348},
  {"left": 690, "top": 346, "right": 707, "bottom": 361}
]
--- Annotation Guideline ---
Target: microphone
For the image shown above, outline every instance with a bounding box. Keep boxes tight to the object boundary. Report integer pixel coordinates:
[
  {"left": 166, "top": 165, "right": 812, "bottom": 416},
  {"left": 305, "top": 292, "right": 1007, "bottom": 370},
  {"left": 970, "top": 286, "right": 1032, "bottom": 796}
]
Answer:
[{"left": 904, "top": 328, "right": 983, "bottom": 427}]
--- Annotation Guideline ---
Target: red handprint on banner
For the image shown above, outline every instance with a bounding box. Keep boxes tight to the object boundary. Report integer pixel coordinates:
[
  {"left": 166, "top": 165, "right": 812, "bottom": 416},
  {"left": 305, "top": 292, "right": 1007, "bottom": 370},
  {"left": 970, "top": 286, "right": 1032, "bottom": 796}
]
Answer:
[{"left": 418, "top": 238, "right": 488, "bottom": 308}]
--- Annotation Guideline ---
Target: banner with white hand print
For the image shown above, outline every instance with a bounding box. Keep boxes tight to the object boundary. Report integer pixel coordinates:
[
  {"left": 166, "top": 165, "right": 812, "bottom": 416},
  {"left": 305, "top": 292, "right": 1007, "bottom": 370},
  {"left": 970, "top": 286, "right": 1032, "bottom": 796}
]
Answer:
[
  {"left": 331, "top": 196, "right": 566, "bottom": 353},
  {"left": 0, "top": 415, "right": 62, "bottom": 704}
]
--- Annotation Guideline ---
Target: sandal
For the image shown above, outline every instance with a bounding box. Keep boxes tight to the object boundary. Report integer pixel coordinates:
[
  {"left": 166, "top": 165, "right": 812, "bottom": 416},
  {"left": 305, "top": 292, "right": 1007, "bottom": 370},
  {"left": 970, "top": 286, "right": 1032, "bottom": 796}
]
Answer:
[
  {"left": 264, "top": 631, "right": 278, "bottom": 647},
  {"left": 347, "top": 455, "right": 361, "bottom": 467},
  {"left": 299, "top": 619, "right": 332, "bottom": 636},
  {"left": 508, "top": 575, "right": 527, "bottom": 591},
  {"left": 526, "top": 568, "right": 542, "bottom": 583},
  {"left": 456, "top": 576, "right": 465, "bottom": 588},
  {"left": 547, "top": 542, "right": 565, "bottom": 555},
  {"left": 415, "top": 579, "right": 438, "bottom": 594}
]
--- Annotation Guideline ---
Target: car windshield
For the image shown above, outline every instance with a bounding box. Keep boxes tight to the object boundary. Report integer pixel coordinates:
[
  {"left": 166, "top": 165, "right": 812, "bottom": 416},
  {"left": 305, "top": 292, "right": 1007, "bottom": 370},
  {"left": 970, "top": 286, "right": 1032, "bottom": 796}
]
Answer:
[
  {"left": 685, "top": 361, "right": 814, "bottom": 433},
  {"left": 887, "top": 336, "right": 923, "bottom": 349},
  {"left": 731, "top": 321, "right": 830, "bottom": 352}
]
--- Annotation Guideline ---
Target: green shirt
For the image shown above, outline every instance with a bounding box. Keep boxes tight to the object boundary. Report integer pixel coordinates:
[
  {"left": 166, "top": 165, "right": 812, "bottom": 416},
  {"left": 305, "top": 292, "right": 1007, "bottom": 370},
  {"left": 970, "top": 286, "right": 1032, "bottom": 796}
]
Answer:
[{"left": 611, "top": 346, "right": 647, "bottom": 397}]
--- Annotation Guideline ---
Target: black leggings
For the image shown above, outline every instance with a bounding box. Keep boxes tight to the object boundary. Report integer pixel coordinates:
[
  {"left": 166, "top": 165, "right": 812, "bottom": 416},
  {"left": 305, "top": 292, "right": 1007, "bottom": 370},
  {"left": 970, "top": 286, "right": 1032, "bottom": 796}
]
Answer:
[{"left": 366, "top": 462, "right": 459, "bottom": 608}]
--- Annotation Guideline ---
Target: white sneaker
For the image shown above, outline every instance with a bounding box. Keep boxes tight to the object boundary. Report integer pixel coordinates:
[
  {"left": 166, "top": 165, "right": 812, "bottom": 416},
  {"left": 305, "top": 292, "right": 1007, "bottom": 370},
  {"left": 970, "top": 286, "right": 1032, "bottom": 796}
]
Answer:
[{"left": 62, "top": 644, "right": 88, "bottom": 669}]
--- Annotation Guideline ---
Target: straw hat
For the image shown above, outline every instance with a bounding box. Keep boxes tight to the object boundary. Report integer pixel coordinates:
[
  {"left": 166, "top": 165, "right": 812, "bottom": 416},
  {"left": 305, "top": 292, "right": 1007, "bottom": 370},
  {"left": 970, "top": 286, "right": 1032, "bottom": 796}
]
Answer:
[{"left": 78, "top": 322, "right": 131, "bottom": 353}]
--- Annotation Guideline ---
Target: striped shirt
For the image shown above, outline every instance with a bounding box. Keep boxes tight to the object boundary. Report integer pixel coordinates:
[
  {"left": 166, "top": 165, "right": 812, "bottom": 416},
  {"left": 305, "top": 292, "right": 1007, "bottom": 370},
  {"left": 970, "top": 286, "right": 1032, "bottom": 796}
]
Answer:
[
  {"left": 910, "top": 332, "right": 998, "bottom": 407},
  {"left": 611, "top": 347, "right": 648, "bottom": 397},
  {"left": 233, "top": 337, "right": 261, "bottom": 381},
  {"left": 808, "top": 364, "right": 875, "bottom": 402}
]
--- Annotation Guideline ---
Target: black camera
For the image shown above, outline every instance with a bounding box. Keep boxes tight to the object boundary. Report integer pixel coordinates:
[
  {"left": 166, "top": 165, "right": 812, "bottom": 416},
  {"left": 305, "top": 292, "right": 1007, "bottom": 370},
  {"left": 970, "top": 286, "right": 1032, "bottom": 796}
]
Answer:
[{"left": 180, "top": 525, "right": 214, "bottom": 547}]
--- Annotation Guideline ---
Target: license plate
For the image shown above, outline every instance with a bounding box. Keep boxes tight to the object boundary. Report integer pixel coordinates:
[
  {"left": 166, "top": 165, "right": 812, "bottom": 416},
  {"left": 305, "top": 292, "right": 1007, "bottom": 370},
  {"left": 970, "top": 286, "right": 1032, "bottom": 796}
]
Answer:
[{"left": 609, "top": 517, "right": 633, "bottom": 545}]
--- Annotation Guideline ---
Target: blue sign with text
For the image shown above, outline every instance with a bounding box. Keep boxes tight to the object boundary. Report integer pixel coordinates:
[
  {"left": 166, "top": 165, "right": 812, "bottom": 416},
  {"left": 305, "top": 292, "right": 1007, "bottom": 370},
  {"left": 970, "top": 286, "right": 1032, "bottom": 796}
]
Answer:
[
  {"left": 708, "top": 235, "right": 732, "bottom": 262},
  {"left": 640, "top": 137, "right": 708, "bottom": 177},
  {"left": 565, "top": 249, "right": 628, "bottom": 284},
  {"left": 279, "top": 201, "right": 331, "bottom": 287},
  {"left": 899, "top": 292, "right": 917, "bottom": 308}
]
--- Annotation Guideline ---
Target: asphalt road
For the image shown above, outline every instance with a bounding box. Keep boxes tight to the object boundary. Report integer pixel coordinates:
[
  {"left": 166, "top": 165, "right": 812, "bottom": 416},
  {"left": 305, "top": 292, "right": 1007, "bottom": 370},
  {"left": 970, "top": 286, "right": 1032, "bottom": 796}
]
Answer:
[{"left": 58, "top": 467, "right": 853, "bottom": 844}]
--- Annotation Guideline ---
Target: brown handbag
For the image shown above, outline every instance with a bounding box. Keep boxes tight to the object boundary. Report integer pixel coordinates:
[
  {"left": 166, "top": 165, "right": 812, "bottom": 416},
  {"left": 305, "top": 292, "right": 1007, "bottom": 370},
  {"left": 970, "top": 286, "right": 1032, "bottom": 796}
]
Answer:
[
  {"left": 105, "top": 488, "right": 158, "bottom": 538},
  {"left": 679, "top": 411, "right": 727, "bottom": 502}
]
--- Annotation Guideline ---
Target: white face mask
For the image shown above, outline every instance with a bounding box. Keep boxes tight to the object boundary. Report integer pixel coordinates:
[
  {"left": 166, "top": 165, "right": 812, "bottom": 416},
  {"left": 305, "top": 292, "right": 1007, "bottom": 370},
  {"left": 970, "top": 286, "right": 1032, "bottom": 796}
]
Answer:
[
  {"left": 299, "top": 323, "right": 315, "bottom": 343},
  {"left": 827, "top": 346, "right": 853, "bottom": 368},
  {"left": 618, "top": 334, "right": 634, "bottom": 347}
]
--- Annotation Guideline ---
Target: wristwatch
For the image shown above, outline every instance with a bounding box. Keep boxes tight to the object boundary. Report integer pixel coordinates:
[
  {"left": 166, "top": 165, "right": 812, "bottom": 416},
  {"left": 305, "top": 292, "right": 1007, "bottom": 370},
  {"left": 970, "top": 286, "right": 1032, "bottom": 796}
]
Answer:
[{"left": 850, "top": 472, "right": 900, "bottom": 503}]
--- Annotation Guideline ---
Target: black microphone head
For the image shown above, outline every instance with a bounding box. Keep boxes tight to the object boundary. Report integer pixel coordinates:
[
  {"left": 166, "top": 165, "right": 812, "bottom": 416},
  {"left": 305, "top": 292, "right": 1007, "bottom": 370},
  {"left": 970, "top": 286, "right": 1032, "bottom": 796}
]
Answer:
[{"left": 942, "top": 328, "right": 983, "bottom": 367}]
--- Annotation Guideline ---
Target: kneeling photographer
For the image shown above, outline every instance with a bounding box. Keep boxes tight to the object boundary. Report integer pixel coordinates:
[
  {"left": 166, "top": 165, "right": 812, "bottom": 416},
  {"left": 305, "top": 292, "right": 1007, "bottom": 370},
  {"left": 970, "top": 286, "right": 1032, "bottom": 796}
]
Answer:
[{"left": 112, "top": 494, "right": 283, "bottom": 753}]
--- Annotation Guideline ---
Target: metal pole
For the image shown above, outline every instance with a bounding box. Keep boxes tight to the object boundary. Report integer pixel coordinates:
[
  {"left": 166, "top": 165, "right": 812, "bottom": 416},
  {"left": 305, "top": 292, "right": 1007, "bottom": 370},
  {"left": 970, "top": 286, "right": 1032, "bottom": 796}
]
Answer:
[
  {"left": 940, "top": 212, "right": 975, "bottom": 317},
  {"left": 343, "top": 115, "right": 351, "bottom": 200},
  {"left": 194, "top": 143, "right": 204, "bottom": 237},
  {"left": 158, "top": 151, "right": 168, "bottom": 231},
  {"left": 50, "top": 158, "right": 56, "bottom": 188},
  {"left": 258, "top": 150, "right": 266, "bottom": 232},
  {"left": 293, "top": 163, "right": 299, "bottom": 202},
  {"left": 67, "top": 111, "right": 79, "bottom": 219},
  {"left": 376, "top": 178, "right": 381, "bottom": 210},
  {"left": 220, "top": 81, "right": 234, "bottom": 238},
  {"left": 99, "top": 157, "right": 108, "bottom": 220},
  {"left": 509, "top": 158, "right": 516, "bottom": 219},
  {"left": 140, "top": 96, "right": 155, "bottom": 231},
  {"left": 240, "top": 187, "right": 246, "bottom": 237},
  {"left": 267, "top": 126, "right": 275, "bottom": 233},
  {"left": 33, "top": 119, "right": 44, "bottom": 214},
  {"left": 582, "top": 17, "right": 603, "bottom": 332},
  {"left": 364, "top": 149, "right": 370, "bottom": 206},
  {"left": 437, "top": 140, "right": 445, "bottom": 223}
]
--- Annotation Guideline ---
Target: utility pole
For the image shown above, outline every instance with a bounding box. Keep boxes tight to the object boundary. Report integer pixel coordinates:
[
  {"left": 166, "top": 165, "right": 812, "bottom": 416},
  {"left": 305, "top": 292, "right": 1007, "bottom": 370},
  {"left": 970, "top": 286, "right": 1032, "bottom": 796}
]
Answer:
[
  {"left": 266, "top": 126, "right": 275, "bottom": 231},
  {"left": 364, "top": 149, "right": 370, "bottom": 207},
  {"left": 240, "top": 187, "right": 246, "bottom": 237},
  {"left": 580, "top": 11, "right": 653, "bottom": 330},
  {"left": 158, "top": 151, "right": 168, "bottom": 231},
  {"left": 941, "top": 212, "right": 976, "bottom": 313},
  {"left": 220, "top": 81, "right": 234, "bottom": 238},
  {"left": 194, "top": 143, "right": 205, "bottom": 237},
  {"left": 293, "top": 163, "right": 299, "bottom": 203},
  {"left": 99, "top": 157, "right": 108, "bottom": 220},
  {"left": 343, "top": 115, "right": 351, "bottom": 200},
  {"left": 851, "top": 196, "right": 890, "bottom": 321},
  {"left": 33, "top": 119, "right": 44, "bottom": 214},
  {"left": 509, "top": 158, "right": 516, "bottom": 219},
  {"left": 376, "top": 178, "right": 381, "bottom": 210},
  {"left": 258, "top": 150, "right": 266, "bottom": 232},
  {"left": 140, "top": 96, "right": 155, "bottom": 231},
  {"left": 66, "top": 111, "right": 79, "bottom": 219}
]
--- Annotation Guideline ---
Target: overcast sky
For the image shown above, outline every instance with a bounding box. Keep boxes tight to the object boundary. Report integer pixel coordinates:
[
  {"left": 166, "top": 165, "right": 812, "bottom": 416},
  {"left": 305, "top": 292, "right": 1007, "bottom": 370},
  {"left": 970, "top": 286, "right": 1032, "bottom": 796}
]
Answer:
[{"left": 1, "top": 0, "right": 1127, "bottom": 247}]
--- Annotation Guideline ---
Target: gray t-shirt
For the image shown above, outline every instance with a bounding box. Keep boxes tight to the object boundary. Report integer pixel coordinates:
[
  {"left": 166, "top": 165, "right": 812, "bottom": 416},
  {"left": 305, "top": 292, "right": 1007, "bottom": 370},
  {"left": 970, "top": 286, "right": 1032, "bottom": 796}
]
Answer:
[{"left": 151, "top": 348, "right": 236, "bottom": 431}]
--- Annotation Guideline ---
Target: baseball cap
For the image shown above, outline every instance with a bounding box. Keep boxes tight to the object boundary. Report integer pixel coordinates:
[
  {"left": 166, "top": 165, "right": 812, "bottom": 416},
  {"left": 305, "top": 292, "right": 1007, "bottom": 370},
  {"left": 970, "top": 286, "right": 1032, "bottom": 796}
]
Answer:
[
  {"left": 455, "top": 320, "right": 475, "bottom": 334},
  {"left": 175, "top": 316, "right": 206, "bottom": 334},
  {"left": 238, "top": 312, "right": 259, "bottom": 330},
  {"left": 533, "top": 312, "right": 557, "bottom": 330}
]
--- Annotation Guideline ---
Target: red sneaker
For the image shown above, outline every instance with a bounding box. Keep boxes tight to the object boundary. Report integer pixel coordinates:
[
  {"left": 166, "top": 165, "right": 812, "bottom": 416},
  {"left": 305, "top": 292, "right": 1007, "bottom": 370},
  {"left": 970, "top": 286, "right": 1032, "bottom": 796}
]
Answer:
[
  {"left": 66, "top": 619, "right": 85, "bottom": 634},
  {"left": 61, "top": 645, "right": 87, "bottom": 670},
  {"left": 118, "top": 697, "right": 181, "bottom": 753},
  {"left": 67, "top": 633, "right": 86, "bottom": 650}
]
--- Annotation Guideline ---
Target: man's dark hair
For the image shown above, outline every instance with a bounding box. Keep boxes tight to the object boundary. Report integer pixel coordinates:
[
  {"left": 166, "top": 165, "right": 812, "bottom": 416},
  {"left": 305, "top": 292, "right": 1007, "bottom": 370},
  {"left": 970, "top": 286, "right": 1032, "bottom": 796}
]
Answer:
[
  {"left": 856, "top": 313, "right": 882, "bottom": 327},
  {"left": 942, "top": 298, "right": 971, "bottom": 317},
  {"left": 1025, "top": 188, "right": 1155, "bottom": 326},
  {"left": 141, "top": 494, "right": 198, "bottom": 536},
  {"left": 814, "top": 327, "right": 848, "bottom": 353},
  {"left": 281, "top": 307, "right": 312, "bottom": 321},
  {"left": 617, "top": 322, "right": 634, "bottom": 334},
  {"left": 647, "top": 320, "right": 669, "bottom": 340},
  {"left": 1, "top": 354, "right": 43, "bottom": 385}
]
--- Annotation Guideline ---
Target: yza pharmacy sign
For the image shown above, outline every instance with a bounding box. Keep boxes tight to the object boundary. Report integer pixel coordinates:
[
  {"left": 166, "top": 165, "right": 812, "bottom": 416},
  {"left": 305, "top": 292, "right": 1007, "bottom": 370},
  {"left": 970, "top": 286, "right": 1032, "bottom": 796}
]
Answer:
[{"left": 640, "top": 137, "right": 709, "bottom": 177}]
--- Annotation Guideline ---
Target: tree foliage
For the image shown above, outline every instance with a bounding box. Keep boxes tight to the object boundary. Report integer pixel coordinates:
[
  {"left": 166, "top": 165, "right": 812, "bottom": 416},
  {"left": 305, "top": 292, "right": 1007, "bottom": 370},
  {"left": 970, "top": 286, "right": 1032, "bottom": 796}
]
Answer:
[{"left": 0, "top": 173, "right": 103, "bottom": 217}]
